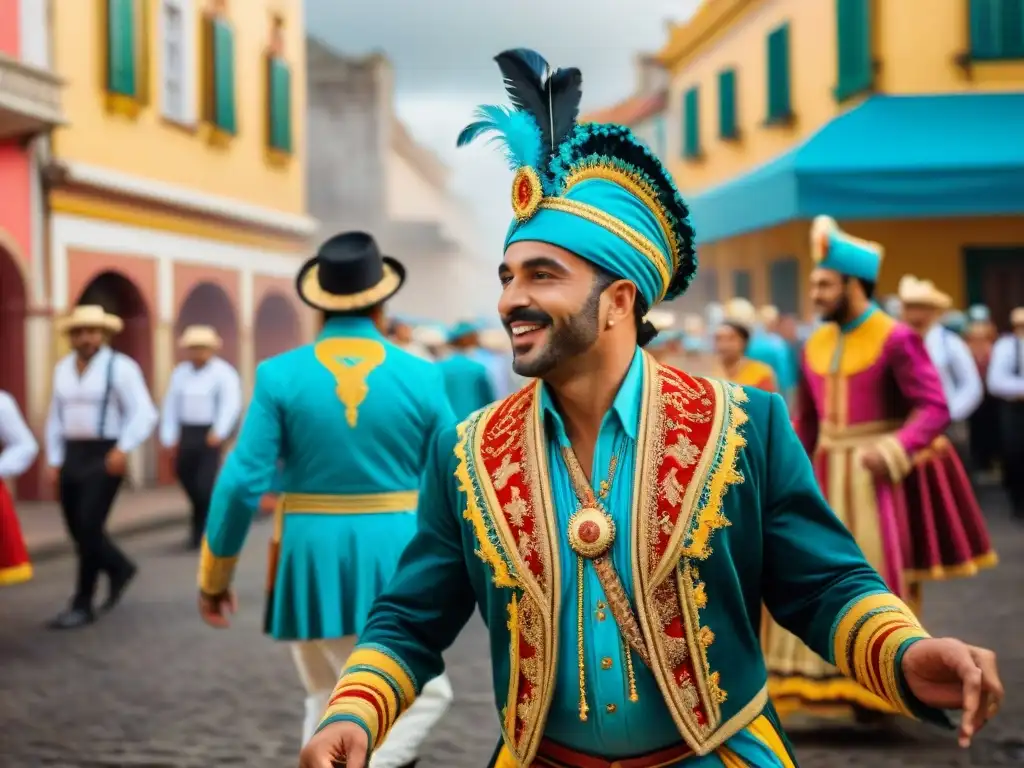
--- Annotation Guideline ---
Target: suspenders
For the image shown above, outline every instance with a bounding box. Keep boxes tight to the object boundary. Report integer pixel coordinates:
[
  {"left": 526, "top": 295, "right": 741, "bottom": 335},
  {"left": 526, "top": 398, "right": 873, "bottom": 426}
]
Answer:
[{"left": 97, "top": 351, "right": 117, "bottom": 436}]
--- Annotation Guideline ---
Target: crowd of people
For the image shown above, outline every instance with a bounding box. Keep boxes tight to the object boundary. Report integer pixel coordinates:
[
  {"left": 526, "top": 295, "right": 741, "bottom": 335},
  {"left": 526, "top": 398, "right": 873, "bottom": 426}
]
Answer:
[{"left": 0, "top": 45, "right": 1014, "bottom": 768}]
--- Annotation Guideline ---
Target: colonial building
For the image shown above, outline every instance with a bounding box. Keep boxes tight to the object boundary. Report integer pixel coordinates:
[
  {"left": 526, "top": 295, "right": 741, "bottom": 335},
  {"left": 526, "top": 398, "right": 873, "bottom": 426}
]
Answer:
[
  {"left": 0, "top": 0, "right": 64, "bottom": 500},
  {"left": 586, "top": 53, "right": 718, "bottom": 312},
  {"left": 306, "top": 38, "right": 490, "bottom": 323},
  {"left": 31, "top": 0, "right": 317, "bottom": 493},
  {"left": 657, "top": 0, "right": 1024, "bottom": 322}
]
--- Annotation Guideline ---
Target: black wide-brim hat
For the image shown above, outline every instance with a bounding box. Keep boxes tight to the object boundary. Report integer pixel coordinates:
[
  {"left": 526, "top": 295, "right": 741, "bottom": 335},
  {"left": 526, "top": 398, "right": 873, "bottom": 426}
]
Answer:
[{"left": 296, "top": 231, "right": 406, "bottom": 312}]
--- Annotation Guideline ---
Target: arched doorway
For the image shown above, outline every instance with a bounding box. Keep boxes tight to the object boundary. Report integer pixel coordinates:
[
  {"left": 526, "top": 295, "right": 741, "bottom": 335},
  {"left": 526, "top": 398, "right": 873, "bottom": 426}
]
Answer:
[
  {"left": 0, "top": 248, "right": 29, "bottom": 497},
  {"left": 77, "top": 271, "right": 155, "bottom": 487},
  {"left": 175, "top": 282, "right": 240, "bottom": 366},
  {"left": 254, "top": 292, "right": 302, "bottom": 361}
]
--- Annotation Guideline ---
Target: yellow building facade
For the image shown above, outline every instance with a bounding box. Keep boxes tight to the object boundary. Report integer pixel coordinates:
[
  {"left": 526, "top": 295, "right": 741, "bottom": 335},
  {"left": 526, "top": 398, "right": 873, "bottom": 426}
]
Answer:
[
  {"left": 658, "top": 0, "right": 1024, "bottom": 323},
  {"left": 40, "top": 0, "right": 317, "bottom": 490}
]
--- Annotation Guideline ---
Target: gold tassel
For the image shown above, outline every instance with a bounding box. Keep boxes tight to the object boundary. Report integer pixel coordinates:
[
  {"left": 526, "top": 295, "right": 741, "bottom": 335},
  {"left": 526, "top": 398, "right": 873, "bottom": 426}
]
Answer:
[
  {"left": 576, "top": 554, "right": 589, "bottom": 721},
  {"left": 624, "top": 639, "right": 639, "bottom": 702}
]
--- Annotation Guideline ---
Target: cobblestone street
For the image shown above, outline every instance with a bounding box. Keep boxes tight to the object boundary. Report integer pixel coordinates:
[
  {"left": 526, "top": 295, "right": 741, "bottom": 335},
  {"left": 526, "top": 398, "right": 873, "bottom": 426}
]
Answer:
[{"left": 1, "top": 489, "right": 1022, "bottom": 767}]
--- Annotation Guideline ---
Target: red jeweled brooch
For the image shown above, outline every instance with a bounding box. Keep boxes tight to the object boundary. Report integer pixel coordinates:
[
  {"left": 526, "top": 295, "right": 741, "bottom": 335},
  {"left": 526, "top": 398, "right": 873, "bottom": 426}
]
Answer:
[
  {"left": 511, "top": 166, "right": 543, "bottom": 222},
  {"left": 567, "top": 506, "right": 616, "bottom": 559}
]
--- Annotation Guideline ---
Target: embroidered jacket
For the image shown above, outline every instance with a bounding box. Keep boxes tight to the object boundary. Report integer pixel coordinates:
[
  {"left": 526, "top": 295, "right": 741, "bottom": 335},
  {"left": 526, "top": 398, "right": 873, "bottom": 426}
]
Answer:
[{"left": 320, "top": 354, "right": 936, "bottom": 766}]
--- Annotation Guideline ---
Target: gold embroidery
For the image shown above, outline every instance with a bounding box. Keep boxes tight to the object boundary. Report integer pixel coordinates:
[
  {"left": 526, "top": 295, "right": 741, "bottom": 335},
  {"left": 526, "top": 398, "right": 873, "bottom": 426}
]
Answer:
[
  {"left": 493, "top": 454, "right": 521, "bottom": 490},
  {"left": 505, "top": 594, "right": 521, "bottom": 736},
  {"left": 197, "top": 537, "right": 239, "bottom": 595},
  {"left": 454, "top": 411, "right": 518, "bottom": 588},
  {"left": 503, "top": 487, "right": 528, "bottom": 528},
  {"left": 314, "top": 338, "right": 387, "bottom": 428},
  {"left": 666, "top": 433, "right": 700, "bottom": 468}
]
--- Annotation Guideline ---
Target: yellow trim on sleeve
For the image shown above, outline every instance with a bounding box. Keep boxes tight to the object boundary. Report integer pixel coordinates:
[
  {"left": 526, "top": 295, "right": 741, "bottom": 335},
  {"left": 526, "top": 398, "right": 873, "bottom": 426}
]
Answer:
[
  {"left": 341, "top": 647, "right": 418, "bottom": 707},
  {"left": 197, "top": 537, "right": 239, "bottom": 595}
]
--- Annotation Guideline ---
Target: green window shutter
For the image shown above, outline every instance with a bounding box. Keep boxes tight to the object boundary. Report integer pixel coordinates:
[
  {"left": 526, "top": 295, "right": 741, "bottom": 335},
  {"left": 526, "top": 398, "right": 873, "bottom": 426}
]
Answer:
[
  {"left": 684, "top": 86, "right": 700, "bottom": 158},
  {"left": 106, "top": 0, "right": 136, "bottom": 96},
  {"left": 213, "top": 20, "right": 237, "bottom": 133},
  {"left": 972, "top": 0, "right": 1024, "bottom": 59},
  {"left": 835, "top": 0, "right": 873, "bottom": 101},
  {"left": 718, "top": 68, "right": 737, "bottom": 139},
  {"left": 766, "top": 23, "right": 791, "bottom": 122},
  {"left": 269, "top": 58, "right": 292, "bottom": 152},
  {"left": 970, "top": 0, "right": 1001, "bottom": 58}
]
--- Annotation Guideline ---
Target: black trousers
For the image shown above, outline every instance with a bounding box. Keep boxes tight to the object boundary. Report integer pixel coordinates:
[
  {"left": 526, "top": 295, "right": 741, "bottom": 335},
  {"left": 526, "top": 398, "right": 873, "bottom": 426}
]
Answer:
[
  {"left": 969, "top": 393, "right": 1002, "bottom": 472},
  {"left": 1000, "top": 401, "right": 1024, "bottom": 517},
  {"left": 60, "top": 440, "right": 133, "bottom": 611},
  {"left": 176, "top": 425, "right": 221, "bottom": 546}
]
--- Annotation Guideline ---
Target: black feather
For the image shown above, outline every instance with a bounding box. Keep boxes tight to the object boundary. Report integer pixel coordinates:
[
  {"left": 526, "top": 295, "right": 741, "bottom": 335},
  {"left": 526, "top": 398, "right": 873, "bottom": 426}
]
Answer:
[
  {"left": 547, "top": 67, "right": 583, "bottom": 150},
  {"left": 494, "top": 49, "right": 552, "bottom": 150}
]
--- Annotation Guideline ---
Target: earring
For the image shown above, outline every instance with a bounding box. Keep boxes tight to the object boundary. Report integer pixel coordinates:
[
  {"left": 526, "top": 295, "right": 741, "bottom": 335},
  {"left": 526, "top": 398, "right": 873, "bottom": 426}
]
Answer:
[{"left": 608, "top": 320, "right": 615, "bottom": 328}]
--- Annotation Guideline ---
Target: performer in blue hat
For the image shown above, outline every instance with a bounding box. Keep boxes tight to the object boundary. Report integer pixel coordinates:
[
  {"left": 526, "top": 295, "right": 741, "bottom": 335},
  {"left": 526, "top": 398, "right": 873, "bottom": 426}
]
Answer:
[
  {"left": 437, "top": 319, "right": 498, "bottom": 420},
  {"left": 301, "top": 52, "right": 1002, "bottom": 768},
  {"left": 197, "top": 232, "right": 455, "bottom": 766}
]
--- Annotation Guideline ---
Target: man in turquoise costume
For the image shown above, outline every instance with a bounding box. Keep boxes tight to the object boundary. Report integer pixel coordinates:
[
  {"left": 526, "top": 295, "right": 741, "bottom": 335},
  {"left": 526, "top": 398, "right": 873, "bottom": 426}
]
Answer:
[
  {"left": 198, "top": 232, "right": 455, "bottom": 767},
  {"left": 438, "top": 319, "right": 499, "bottom": 420},
  {"left": 300, "top": 52, "right": 1003, "bottom": 768}
]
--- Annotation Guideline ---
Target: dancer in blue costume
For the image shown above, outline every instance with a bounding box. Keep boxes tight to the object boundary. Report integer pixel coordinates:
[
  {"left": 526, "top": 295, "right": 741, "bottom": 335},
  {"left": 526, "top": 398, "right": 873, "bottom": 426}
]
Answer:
[
  {"left": 300, "top": 52, "right": 1003, "bottom": 768},
  {"left": 198, "top": 232, "right": 455, "bottom": 767},
  {"left": 438, "top": 319, "right": 498, "bottom": 420}
]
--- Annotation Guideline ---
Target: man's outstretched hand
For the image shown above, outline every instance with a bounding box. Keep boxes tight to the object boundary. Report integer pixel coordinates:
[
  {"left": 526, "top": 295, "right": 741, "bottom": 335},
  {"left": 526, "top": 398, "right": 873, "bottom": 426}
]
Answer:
[
  {"left": 299, "top": 721, "right": 369, "bottom": 768},
  {"left": 902, "top": 638, "right": 1003, "bottom": 747}
]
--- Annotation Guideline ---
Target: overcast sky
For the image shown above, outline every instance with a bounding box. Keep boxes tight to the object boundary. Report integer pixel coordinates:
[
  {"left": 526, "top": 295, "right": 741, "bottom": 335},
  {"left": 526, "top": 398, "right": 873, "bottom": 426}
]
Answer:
[{"left": 304, "top": 0, "right": 699, "bottom": 256}]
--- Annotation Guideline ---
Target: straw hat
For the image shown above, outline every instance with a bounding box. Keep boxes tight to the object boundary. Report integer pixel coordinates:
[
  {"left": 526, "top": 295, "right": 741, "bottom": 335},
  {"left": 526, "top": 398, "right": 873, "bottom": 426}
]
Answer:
[
  {"left": 179, "top": 325, "right": 222, "bottom": 350},
  {"left": 296, "top": 231, "right": 405, "bottom": 312},
  {"left": 57, "top": 305, "right": 123, "bottom": 335},
  {"left": 644, "top": 309, "right": 676, "bottom": 331},
  {"left": 897, "top": 275, "right": 951, "bottom": 310},
  {"left": 722, "top": 297, "right": 757, "bottom": 330}
]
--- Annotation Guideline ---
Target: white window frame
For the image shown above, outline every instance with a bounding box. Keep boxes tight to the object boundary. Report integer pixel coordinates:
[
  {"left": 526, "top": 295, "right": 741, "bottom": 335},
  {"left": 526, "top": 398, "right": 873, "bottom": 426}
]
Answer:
[{"left": 159, "top": 0, "right": 196, "bottom": 125}]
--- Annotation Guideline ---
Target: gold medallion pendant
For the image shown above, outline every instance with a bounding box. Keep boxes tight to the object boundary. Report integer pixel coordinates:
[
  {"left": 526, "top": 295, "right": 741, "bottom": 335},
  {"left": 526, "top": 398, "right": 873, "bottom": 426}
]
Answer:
[{"left": 567, "top": 506, "right": 616, "bottom": 559}]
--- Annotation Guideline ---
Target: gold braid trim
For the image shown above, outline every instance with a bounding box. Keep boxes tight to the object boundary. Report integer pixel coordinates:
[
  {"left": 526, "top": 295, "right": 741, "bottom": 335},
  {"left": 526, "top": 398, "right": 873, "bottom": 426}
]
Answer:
[
  {"left": 561, "top": 162, "right": 681, "bottom": 274},
  {"left": 453, "top": 411, "right": 518, "bottom": 588},
  {"left": 832, "top": 593, "right": 930, "bottom": 717},
  {"left": 197, "top": 537, "right": 239, "bottom": 596},
  {"left": 538, "top": 197, "right": 671, "bottom": 300}
]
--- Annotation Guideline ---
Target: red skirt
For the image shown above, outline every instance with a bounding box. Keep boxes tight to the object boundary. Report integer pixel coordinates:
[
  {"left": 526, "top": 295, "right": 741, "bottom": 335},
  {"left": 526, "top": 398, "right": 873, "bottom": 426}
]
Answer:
[
  {"left": 0, "top": 481, "right": 32, "bottom": 586},
  {"left": 895, "top": 436, "right": 997, "bottom": 581}
]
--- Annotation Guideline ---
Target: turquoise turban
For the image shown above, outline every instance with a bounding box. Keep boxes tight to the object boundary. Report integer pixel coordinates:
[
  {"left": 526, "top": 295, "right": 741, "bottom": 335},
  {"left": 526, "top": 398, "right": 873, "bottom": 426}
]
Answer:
[
  {"left": 447, "top": 319, "right": 480, "bottom": 343},
  {"left": 811, "top": 216, "right": 883, "bottom": 283},
  {"left": 505, "top": 178, "right": 675, "bottom": 308}
]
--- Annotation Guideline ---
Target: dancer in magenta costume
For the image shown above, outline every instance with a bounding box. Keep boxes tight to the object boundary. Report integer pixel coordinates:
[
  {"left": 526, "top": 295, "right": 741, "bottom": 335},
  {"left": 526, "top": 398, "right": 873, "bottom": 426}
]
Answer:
[{"left": 767, "top": 216, "right": 996, "bottom": 719}]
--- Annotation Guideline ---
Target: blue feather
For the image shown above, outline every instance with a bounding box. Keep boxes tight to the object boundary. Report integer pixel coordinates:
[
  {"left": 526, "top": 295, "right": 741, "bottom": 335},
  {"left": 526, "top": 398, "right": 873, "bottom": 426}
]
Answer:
[{"left": 456, "top": 105, "right": 544, "bottom": 174}]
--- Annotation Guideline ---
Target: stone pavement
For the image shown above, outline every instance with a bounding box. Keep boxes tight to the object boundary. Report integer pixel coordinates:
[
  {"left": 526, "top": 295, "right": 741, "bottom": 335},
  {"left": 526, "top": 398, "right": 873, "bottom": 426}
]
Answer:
[{"left": 0, "top": 490, "right": 1021, "bottom": 767}]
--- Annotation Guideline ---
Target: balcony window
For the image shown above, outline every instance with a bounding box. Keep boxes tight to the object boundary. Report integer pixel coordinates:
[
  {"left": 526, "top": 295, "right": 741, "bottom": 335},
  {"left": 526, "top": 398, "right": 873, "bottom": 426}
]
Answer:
[{"left": 160, "top": 0, "right": 195, "bottom": 124}]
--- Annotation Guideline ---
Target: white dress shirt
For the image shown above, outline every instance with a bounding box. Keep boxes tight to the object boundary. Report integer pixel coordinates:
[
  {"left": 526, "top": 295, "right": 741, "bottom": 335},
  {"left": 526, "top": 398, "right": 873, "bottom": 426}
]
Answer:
[
  {"left": 159, "top": 357, "right": 242, "bottom": 447},
  {"left": 0, "top": 390, "right": 39, "bottom": 479},
  {"left": 45, "top": 346, "right": 159, "bottom": 467},
  {"left": 924, "top": 324, "right": 984, "bottom": 421},
  {"left": 987, "top": 335, "right": 1024, "bottom": 400}
]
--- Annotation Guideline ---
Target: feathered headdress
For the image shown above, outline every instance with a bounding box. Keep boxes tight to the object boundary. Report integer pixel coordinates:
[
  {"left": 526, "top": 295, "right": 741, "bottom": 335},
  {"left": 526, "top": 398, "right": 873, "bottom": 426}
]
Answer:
[{"left": 457, "top": 49, "right": 697, "bottom": 307}]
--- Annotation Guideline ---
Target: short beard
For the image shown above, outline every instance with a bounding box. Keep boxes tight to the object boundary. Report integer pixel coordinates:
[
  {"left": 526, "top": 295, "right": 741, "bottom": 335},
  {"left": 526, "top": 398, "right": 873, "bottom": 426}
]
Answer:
[
  {"left": 822, "top": 293, "right": 850, "bottom": 325},
  {"left": 512, "top": 280, "right": 604, "bottom": 378}
]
